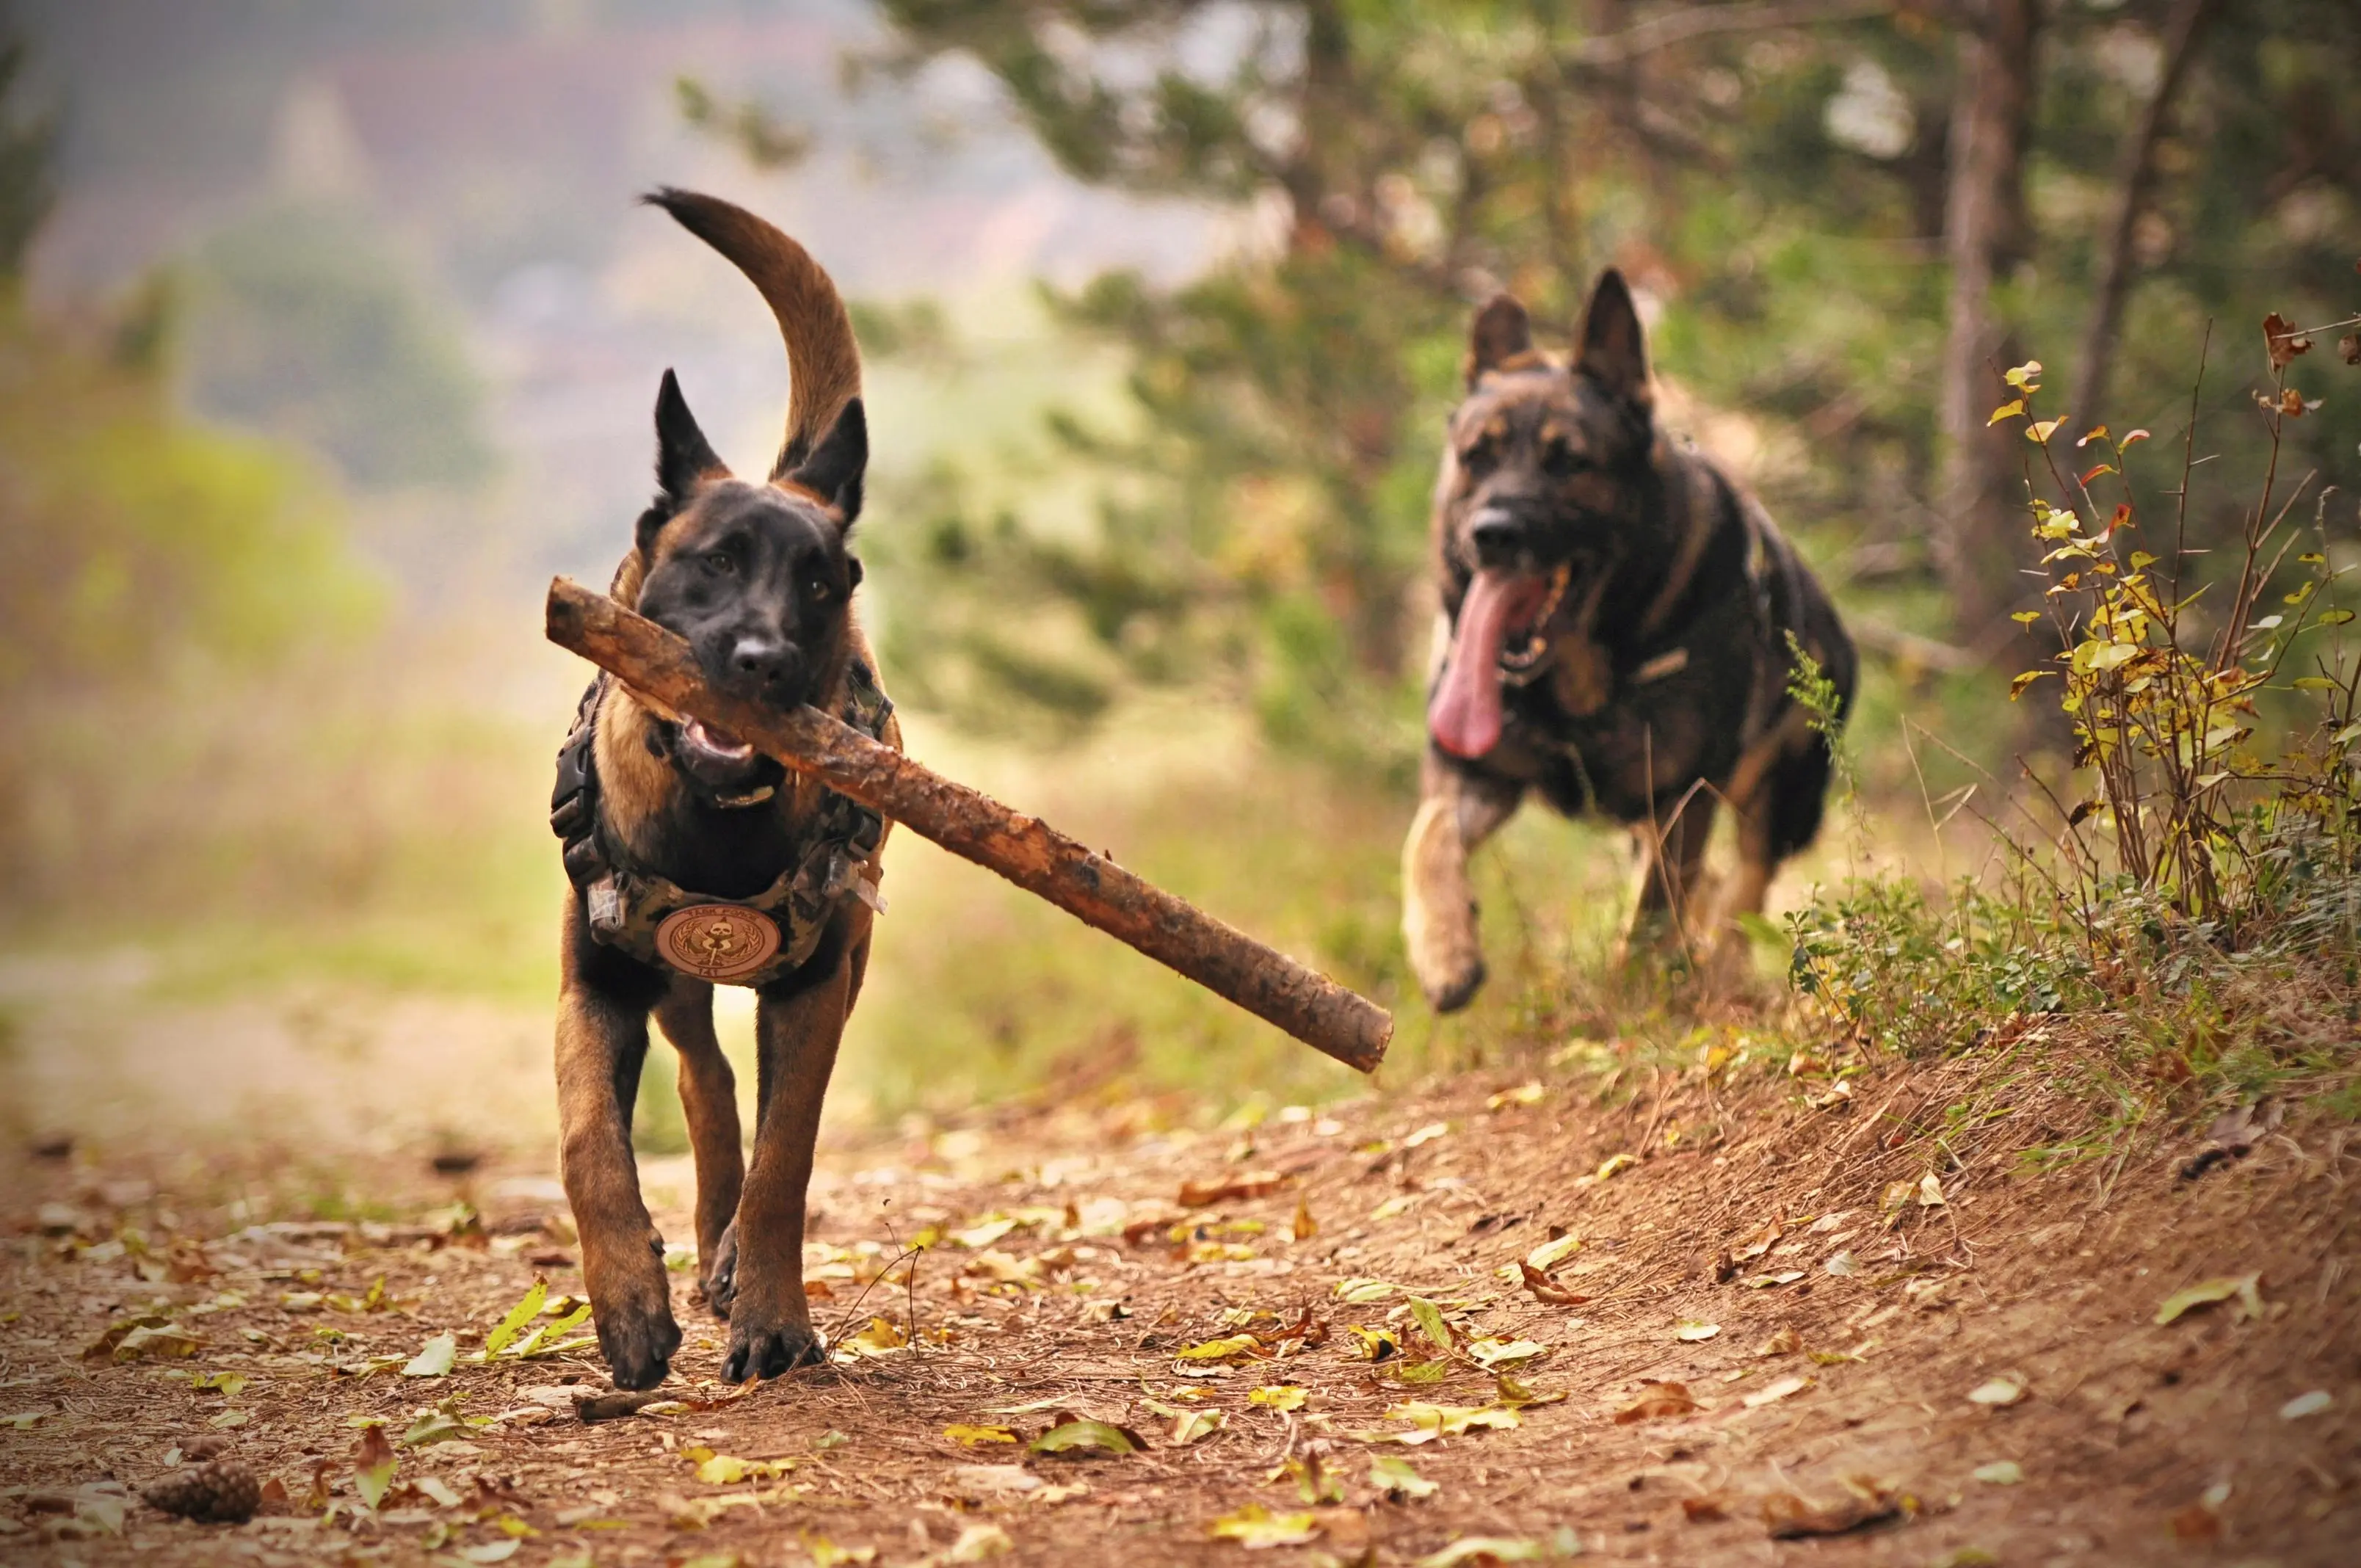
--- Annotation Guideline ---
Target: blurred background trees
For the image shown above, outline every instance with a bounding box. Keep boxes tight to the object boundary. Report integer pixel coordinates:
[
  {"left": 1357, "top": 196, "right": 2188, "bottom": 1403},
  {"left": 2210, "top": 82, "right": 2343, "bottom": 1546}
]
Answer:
[{"left": 848, "top": 0, "right": 2360, "bottom": 777}]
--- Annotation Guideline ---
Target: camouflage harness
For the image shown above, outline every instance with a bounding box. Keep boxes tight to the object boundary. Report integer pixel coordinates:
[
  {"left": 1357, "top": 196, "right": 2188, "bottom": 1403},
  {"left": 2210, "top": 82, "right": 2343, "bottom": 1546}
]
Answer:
[{"left": 549, "top": 661, "right": 893, "bottom": 988}]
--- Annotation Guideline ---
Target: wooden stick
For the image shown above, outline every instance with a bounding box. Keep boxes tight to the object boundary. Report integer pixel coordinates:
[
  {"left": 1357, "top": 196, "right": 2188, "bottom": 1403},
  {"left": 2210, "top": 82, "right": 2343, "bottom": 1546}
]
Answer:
[{"left": 545, "top": 577, "right": 1393, "bottom": 1073}]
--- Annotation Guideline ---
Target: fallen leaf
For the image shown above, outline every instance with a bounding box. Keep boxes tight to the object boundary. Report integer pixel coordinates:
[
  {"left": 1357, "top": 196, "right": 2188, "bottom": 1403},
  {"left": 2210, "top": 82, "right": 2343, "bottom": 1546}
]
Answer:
[
  {"left": 1675, "top": 1320, "right": 1721, "bottom": 1343},
  {"left": 1417, "top": 1538, "right": 1548, "bottom": 1567},
  {"left": 2280, "top": 1390, "right": 2332, "bottom": 1420},
  {"left": 1178, "top": 1171, "right": 1285, "bottom": 1208},
  {"left": 1029, "top": 1420, "right": 1139, "bottom": 1457},
  {"left": 1291, "top": 1197, "right": 1318, "bottom": 1242},
  {"left": 1208, "top": 1503, "right": 1319, "bottom": 1548},
  {"left": 1465, "top": 1337, "right": 1545, "bottom": 1370},
  {"left": 455, "top": 1542, "right": 520, "bottom": 1564},
  {"left": 402, "top": 1412, "right": 466, "bottom": 1446},
  {"left": 2153, "top": 1273, "right": 2263, "bottom": 1325},
  {"left": 112, "top": 1324, "right": 202, "bottom": 1362},
  {"left": 1743, "top": 1374, "right": 1813, "bottom": 1409},
  {"left": 1524, "top": 1234, "right": 1583, "bottom": 1272},
  {"left": 1404, "top": 1296, "right": 1455, "bottom": 1354},
  {"left": 1761, "top": 1481, "right": 1904, "bottom": 1539},
  {"left": 949, "top": 1218, "right": 1018, "bottom": 1250},
  {"left": 1369, "top": 1453, "right": 1438, "bottom": 1500},
  {"left": 1757, "top": 1327, "right": 1802, "bottom": 1357},
  {"left": 206, "top": 1409, "right": 250, "bottom": 1430},
  {"left": 805, "top": 1538, "right": 878, "bottom": 1567},
  {"left": 1379, "top": 1401, "right": 1521, "bottom": 1443},
  {"left": 1403, "top": 1122, "right": 1451, "bottom": 1148},
  {"left": 1973, "top": 1461, "right": 2023, "bottom": 1485},
  {"left": 1743, "top": 1271, "right": 1805, "bottom": 1289},
  {"left": 1730, "top": 1219, "right": 1782, "bottom": 1262},
  {"left": 1516, "top": 1261, "right": 1586, "bottom": 1306},
  {"left": 1390, "top": 1357, "right": 1451, "bottom": 1384},
  {"left": 416, "top": 1476, "right": 463, "bottom": 1507},
  {"left": 1168, "top": 1408, "right": 1225, "bottom": 1445},
  {"left": 1916, "top": 1172, "right": 1946, "bottom": 1207},
  {"left": 943, "top": 1424, "right": 1018, "bottom": 1447},
  {"left": 1486, "top": 1083, "right": 1544, "bottom": 1111},
  {"left": 1250, "top": 1385, "right": 1307, "bottom": 1412},
  {"left": 694, "top": 1453, "right": 790, "bottom": 1484},
  {"left": 1332, "top": 1277, "right": 1399, "bottom": 1304},
  {"left": 1822, "top": 1250, "right": 1857, "bottom": 1277},
  {"left": 946, "top": 1522, "right": 1012, "bottom": 1561},
  {"left": 835, "top": 1317, "right": 908, "bottom": 1358},
  {"left": 1276, "top": 1453, "right": 1343, "bottom": 1505},
  {"left": 1175, "top": 1334, "right": 1264, "bottom": 1362},
  {"left": 1595, "top": 1153, "right": 1638, "bottom": 1180},
  {"left": 402, "top": 1334, "right": 457, "bottom": 1378},
  {"left": 482, "top": 1281, "right": 547, "bottom": 1357},
  {"left": 354, "top": 1426, "right": 398, "bottom": 1510},
  {"left": 1680, "top": 1495, "right": 1730, "bottom": 1522},
  {"left": 1967, "top": 1377, "right": 2028, "bottom": 1408},
  {"left": 1614, "top": 1382, "right": 1699, "bottom": 1423}
]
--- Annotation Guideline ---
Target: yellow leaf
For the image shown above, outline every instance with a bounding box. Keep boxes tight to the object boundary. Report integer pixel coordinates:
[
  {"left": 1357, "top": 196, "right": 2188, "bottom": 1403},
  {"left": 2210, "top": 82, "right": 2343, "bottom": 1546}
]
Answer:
[
  {"left": 1250, "top": 1384, "right": 1308, "bottom": 1412},
  {"left": 942, "top": 1425, "right": 1017, "bottom": 1447},
  {"left": 2026, "top": 417, "right": 2068, "bottom": 443},
  {"left": 1595, "top": 1153, "right": 1637, "bottom": 1180},
  {"left": 2011, "top": 611, "right": 2041, "bottom": 625},
  {"left": 1523, "top": 1234, "right": 1584, "bottom": 1271},
  {"left": 1987, "top": 399, "right": 2025, "bottom": 425},
  {"left": 2003, "top": 359, "right": 2042, "bottom": 388},
  {"left": 1175, "top": 1334, "right": 1263, "bottom": 1361},
  {"left": 2154, "top": 1274, "right": 2263, "bottom": 1325},
  {"left": 1208, "top": 1504, "right": 1319, "bottom": 1547}
]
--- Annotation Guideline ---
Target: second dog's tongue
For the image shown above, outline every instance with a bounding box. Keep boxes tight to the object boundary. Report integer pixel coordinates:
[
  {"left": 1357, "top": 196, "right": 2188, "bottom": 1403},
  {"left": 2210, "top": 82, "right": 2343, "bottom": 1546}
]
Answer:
[{"left": 1429, "top": 570, "right": 1546, "bottom": 759}]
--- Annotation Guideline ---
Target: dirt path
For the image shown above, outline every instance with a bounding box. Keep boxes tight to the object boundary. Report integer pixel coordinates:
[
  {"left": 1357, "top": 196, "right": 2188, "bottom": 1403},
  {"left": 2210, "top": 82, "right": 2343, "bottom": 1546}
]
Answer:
[{"left": 3, "top": 1042, "right": 2356, "bottom": 1567}]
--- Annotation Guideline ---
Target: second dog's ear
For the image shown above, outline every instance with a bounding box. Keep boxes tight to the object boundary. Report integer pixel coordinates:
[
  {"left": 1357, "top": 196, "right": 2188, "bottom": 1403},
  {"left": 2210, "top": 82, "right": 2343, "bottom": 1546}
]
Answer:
[
  {"left": 780, "top": 397, "right": 867, "bottom": 526},
  {"left": 1575, "top": 269, "right": 1652, "bottom": 411},
  {"left": 1465, "top": 295, "right": 1534, "bottom": 388}
]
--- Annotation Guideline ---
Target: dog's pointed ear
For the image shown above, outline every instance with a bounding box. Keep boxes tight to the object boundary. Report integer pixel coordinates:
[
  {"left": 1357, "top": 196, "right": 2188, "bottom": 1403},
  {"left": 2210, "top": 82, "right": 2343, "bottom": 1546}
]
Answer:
[
  {"left": 780, "top": 397, "right": 866, "bottom": 526},
  {"left": 1575, "top": 269, "right": 1651, "bottom": 410},
  {"left": 639, "top": 370, "right": 728, "bottom": 556},
  {"left": 654, "top": 369, "right": 725, "bottom": 503},
  {"left": 1465, "top": 294, "right": 1534, "bottom": 388}
]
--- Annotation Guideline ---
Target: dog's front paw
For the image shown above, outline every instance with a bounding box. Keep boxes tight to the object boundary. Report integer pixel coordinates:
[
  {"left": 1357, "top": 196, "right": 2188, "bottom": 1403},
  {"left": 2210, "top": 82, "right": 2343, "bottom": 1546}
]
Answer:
[
  {"left": 592, "top": 1277, "right": 681, "bottom": 1391},
  {"left": 721, "top": 1311, "right": 825, "bottom": 1384},
  {"left": 1422, "top": 957, "right": 1487, "bottom": 1015},
  {"left": 700, "top": 1222, "right": 739, "bottom": 1319}
]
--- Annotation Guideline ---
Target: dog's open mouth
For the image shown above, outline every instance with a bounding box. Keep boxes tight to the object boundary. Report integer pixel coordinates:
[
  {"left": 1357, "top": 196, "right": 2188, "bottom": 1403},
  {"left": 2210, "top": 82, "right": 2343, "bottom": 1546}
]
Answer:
[
  {"left": 1428, "top": 569, "right": 1558, "bottom": 759},
  {"left": 675, "top": 717, "right": 761, "bottom": 784}
]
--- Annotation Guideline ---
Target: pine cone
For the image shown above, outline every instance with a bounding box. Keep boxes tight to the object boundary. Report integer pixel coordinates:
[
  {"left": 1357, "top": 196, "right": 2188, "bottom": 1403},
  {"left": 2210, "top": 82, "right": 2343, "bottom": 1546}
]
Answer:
[{"left": 142, "top": 1459, "right": 261, "bottom": 1524}]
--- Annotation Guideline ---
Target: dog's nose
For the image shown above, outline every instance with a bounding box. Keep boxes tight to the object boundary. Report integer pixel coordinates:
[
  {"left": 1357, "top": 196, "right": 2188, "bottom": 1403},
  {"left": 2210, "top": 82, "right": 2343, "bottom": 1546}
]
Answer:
[
  {"left": 1468, "top": 509, "right": 1528, "bottom": 568},
  {"left": 728, "top": 635, "right": 802, "bottom": 695}
]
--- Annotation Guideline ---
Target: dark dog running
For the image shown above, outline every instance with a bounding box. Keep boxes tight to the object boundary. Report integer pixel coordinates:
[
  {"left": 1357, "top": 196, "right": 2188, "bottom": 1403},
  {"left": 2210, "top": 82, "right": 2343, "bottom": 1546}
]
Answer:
[
  {"left": 549, "top": 190, "right": 892, "bottom": 1388},
  {"left": 1402, "top": 271, "right": 1856, "bottom": 1011}
]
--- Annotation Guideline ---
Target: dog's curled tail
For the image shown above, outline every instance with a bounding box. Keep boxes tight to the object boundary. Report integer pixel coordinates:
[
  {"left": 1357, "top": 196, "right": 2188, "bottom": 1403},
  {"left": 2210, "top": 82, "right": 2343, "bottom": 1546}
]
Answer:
[{"left": 642, "top": 187, "right": 860, "bottom": 482}]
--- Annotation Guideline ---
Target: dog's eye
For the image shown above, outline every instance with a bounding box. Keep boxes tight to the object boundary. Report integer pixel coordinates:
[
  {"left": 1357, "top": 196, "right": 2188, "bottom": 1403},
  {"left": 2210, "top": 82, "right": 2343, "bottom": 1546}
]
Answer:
[
  {"left": 806, "top": 576, "right": 832, "bottom": 602},
  {"left": 704, "top": 551, "right": 735, "bottom": 575},
  {"left": 1542, "top": 438, "right": 1581, "bottom": 476},
  {"left": 1461, "top": 436, "right": 1500, "bottom": 475}
]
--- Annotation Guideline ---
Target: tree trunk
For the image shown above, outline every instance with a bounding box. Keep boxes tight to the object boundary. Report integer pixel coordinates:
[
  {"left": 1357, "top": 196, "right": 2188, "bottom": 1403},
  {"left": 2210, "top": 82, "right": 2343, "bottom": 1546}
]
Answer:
[
  {"left": 2073, "top": 0, "right": 2216, "bottom": 424},
  {"left": 1934, "top": 0, "right": 2042, "bottom": 645}
]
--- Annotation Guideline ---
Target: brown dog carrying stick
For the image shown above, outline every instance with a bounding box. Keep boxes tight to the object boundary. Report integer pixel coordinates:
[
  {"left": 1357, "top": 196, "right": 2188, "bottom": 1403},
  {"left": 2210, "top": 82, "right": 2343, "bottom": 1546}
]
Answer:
[
  {"left": 551, "top": 189, "right": 888, "bottom": 1389},
  {"left": 551, "top": 191, "right": 1390, "bottom": 1394}
]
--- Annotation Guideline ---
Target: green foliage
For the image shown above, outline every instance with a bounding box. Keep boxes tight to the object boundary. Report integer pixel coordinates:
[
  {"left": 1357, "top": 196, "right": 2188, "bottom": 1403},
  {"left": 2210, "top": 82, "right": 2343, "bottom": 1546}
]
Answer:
[{"left": 1791, "top": 331, "right": 2361, "bottom": 1117}]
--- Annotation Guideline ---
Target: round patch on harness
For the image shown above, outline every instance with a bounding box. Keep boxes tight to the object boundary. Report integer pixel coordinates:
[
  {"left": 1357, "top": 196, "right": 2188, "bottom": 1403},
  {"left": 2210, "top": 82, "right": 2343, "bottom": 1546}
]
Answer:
[{"left": 655, "top": 904, "right": 783, "bottom": 983}]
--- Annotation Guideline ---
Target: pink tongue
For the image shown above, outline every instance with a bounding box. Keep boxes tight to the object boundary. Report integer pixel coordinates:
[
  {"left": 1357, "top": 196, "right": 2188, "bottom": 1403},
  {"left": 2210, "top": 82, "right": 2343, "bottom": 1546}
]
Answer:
[{"left": 1429, "top": 571, "right": 1546, "bottom": 759}]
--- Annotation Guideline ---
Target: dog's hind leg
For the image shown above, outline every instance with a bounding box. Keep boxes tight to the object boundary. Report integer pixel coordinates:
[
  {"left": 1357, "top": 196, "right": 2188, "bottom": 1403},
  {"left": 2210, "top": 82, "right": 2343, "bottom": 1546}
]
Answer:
[
  {"left": 1618, "top": 789, "right": 1717, "bottom": 966},
  {"left": 1402, "top": 759, "right": 1522, "bottom": 1013},
  {"left": 722, "top": 923, "right": 867, "bottom": 1383},
  {"left": 654, "top": 979, "right": 744, "bottom": 1318},
  {"left": 555, "top": 912, "right": 680, "bottom": 1391}
]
